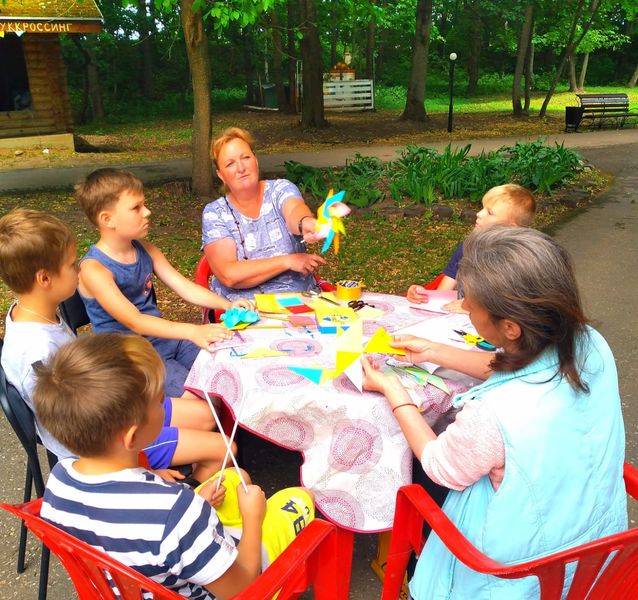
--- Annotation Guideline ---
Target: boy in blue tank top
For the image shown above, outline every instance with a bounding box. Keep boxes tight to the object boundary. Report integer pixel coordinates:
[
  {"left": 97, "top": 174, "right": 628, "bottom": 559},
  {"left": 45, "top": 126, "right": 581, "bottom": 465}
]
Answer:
[{"left": 75, "top": 168, "right": 253, "bottom": 397}]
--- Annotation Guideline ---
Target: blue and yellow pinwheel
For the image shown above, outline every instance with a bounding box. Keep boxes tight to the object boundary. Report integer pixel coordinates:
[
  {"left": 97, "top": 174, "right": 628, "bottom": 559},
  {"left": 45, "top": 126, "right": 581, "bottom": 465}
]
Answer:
[{"left": 315, "top": 189, "right": 350, "bottom": 254}]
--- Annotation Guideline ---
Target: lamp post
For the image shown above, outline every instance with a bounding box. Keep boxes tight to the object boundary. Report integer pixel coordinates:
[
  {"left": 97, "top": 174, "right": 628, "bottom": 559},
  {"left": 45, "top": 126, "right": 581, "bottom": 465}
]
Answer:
[{"left": 447, "top": 52, "right": 457, "bottom": 133}]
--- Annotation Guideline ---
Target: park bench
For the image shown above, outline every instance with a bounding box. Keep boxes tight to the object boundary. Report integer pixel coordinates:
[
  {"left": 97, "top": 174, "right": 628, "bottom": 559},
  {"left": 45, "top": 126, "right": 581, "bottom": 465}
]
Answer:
[{"left": 565, "top": 93, "right": 638, "bottom": 132}]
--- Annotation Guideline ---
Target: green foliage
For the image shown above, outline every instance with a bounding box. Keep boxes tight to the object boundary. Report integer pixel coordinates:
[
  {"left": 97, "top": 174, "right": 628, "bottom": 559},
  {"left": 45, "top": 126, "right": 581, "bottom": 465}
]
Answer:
[{"left": 286, "top": 141, "right": 583, "bottom": 208}]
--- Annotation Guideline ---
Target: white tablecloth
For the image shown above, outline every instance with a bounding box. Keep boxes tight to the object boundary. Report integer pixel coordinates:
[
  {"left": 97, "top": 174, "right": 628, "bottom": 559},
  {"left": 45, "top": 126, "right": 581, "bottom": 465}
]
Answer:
[{"left": 185, "top": 293, "right": 477, "bottom": 532}]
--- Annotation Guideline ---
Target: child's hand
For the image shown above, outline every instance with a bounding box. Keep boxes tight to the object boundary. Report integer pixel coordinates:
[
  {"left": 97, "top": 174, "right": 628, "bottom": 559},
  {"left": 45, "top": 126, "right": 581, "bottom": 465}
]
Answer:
[
  {"left": 442, "top": 299, "right": 468, "bottom": 314},
  {"left": 230, "top": 298, "right": 255, "bottom": 311},
  {"left": 237, "top": 484, "right": 266, "bottom": 525},
  {"left": 197, "top": 474, "right": 227, "bottom": 508},
  {"left": 190, "top": 324, "right": 233, "bottom": 350},
  {"left": 406, "top": 285, "right": 429, "bottom": 304},
  {"left": 152, "top": 468, "right": 184, "bottom": 483}
]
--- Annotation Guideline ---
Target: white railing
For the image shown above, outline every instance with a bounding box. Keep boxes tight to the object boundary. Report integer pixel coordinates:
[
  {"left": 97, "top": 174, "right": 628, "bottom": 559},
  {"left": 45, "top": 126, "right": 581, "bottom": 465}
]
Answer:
[{"left": 322, "top": 79, "right": 374, "bottom": 112}]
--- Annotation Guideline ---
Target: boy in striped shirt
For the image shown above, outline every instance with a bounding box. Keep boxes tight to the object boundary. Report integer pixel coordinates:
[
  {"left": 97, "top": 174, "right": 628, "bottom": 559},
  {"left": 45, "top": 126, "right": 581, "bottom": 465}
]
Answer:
[{"left": 35, "top": 333, "right": 314, "bottom": 600}]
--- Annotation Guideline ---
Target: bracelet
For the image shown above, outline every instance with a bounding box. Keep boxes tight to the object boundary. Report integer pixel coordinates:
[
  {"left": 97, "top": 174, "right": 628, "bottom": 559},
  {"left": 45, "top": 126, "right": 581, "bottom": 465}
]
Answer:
[
  {"left": 297, "top": 214, "right": 312, "bottom": 236},
  {"left": 392, "top": 402, "right": 417, "bottom": 414}
]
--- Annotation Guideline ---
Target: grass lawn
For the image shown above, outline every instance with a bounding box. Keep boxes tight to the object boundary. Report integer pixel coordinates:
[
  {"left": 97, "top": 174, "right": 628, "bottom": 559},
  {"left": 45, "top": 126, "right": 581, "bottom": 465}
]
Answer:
[{"left": 3, "top": 85, "right": 637, "bottom": 170}]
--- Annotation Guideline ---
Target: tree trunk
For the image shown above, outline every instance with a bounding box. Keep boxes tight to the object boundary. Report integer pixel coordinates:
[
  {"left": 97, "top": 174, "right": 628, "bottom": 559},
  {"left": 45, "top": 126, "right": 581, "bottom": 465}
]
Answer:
[
  {"left": 366, "top": 17, "right": 376, "bottom": 80},
  {"left": 137, "top": 0, "right": 154, "bottom": 99},
  {"left": 465, "top": 0, "right": 482, "bottom": 95},
  {"left": 180, "top": 0, "right": 213, "bottom": 197},
  {"left": 297, "top": 0, "right": 327, "bottom": 128},
  {"left": 287, "top": 0, "right": 298, "bottom": 110},
  {"left": 330, "top": 4, "right": 338, "bottom": 67},
  {"left": 539, "top": 0, "right": 600, "bottom": 118},
  {"left": 523, "top": 40, "right": 533, "bottom": 113},
  {"left": 578, "top": 51, "right": 589, "bottom": 90},
  {"left": 628, "top": 63, "right": 638, "bottom": 88},
  {"left": 271, "top": 9, "right": 294, "bottom": 112},
  {"left": 400, "top": 0, "right": 433, "bottom": 122},
  {"left": 567, "top": 49, "right": 578, "bottom": 92},
  {"left": 243, "top": 27, "right": 256, "bottom": 105},
  {"left": 512, "top": 4, "right": 533, "bottom": 117}
]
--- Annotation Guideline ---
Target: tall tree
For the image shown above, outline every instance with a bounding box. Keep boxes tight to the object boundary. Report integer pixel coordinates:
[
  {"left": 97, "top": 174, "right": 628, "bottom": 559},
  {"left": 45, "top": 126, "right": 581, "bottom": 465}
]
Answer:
[
  {"left": 297, "top": 0, "right": 328, "bottom": 128},
  {"left": 464, "top": 0, "right": 482, "bottom": 95},
  {"left": 400, "top": 0, "right": 433, "bottom": 122},
  {"left": 270, "top": 7, "right": 294, "bottom": 112},
  {"left": 512, "top": 4, "right": 534, "bottom": 116},
  {"left": 538, "top": 0, "right": 602, "bottom": 118},
  {"left": 137, "top": 0, "right": 154, "bottom": 98},
  {"left": 180, "top": 0, "right": 212, "bottom": 197}
]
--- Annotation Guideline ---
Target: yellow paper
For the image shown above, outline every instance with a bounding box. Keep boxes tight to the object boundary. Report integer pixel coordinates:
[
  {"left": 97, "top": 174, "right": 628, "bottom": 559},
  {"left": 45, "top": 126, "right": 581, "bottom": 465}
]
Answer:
[
  {"left": 255, "top": 294, "right": 288, "bottom": 314},
  {"left": 364, "top": 327, "right": 406, "bottom": 355},
  {"left": 241, "top": 348, "right": 288, "bottom": 359},
  {"left": 356, "top": 306, "right": 385, "bottom": 320}
]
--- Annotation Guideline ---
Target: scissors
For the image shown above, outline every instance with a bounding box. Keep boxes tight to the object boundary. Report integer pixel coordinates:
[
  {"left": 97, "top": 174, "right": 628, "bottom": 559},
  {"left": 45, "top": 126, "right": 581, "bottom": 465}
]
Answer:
[
  {"left": 348, "top": 300, "right": 376, "bottom": 311},
  {"left": 302, "top": 290, "right": 341, "bottom": 306},
  {"left": 453, "top": 329, "right": 497, "bottom": 351}
]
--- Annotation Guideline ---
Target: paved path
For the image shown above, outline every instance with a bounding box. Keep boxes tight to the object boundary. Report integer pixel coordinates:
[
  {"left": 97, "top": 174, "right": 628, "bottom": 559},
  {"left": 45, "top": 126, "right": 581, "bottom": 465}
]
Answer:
[
  {"left": 3, "top": 129, "right": 638, "bottom": 192},
  {"left": 1, "top": 129, "right": 637, "bottom": 599}
]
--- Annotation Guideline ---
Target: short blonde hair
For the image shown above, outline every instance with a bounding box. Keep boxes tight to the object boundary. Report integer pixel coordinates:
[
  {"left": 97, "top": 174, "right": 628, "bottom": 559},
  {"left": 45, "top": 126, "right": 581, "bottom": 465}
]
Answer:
[
  {"left": 34, "top": 334, "right": 165, "bottom": 457},
  {"left": 482, "top": 184, "right": 536, "bottom": 226},
  {"left": 211, "top": 127, "right": 255, "bottom": 168},
  {"left": 0, "top": 208, "right": 75, "bottom": 294},
  {"left": 75, "top": 168, "right": 143, "bottom": 226}
]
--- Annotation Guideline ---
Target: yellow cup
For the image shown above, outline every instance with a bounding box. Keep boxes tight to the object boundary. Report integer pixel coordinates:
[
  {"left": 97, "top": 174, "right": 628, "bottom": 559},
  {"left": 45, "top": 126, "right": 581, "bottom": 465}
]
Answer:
[{"left": 336, "top": 280, "right": 365, "bottom": 301}]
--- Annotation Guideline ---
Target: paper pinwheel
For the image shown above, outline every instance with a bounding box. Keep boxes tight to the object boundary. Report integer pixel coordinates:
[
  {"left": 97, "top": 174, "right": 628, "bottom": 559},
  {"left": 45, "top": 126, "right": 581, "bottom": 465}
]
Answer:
[{"left": 315, "top": 189, "right": 351, "bottom": 254}]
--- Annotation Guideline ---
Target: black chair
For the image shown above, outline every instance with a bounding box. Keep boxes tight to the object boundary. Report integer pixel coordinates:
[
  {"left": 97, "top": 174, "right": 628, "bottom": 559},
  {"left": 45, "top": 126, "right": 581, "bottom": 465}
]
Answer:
[
  {"left": 0, "top": 339, "right": 55, "bottom": 600},
  {"left": 59, "top": 290, "right": 90, "bottom": 334}
]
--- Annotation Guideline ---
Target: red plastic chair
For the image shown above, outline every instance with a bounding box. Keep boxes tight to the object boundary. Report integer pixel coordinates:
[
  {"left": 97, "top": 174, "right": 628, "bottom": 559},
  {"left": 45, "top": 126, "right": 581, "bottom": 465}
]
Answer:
[
  {"left": 382, "top": 462, "right": 638, "bottom": 600},
  {"left": 195, "top": 255, "right": 335, "bottom": 323},
  {"left": 1, "top": 497, "right": 351, "bottom": 600},
  {"left": 424, "top": 273, "right": 445, "bottom": 290}
]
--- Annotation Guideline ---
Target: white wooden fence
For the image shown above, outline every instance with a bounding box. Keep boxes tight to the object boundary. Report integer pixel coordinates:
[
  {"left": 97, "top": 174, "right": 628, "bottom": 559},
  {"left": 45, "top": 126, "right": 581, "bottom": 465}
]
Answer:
[{"left": 322, "top": 79, "right": 375, "bottom": 112}]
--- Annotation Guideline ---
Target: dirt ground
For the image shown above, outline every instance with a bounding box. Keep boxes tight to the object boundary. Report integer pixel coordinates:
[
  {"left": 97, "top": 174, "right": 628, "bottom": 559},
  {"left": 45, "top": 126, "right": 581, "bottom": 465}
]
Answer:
[{"left": 0, "top": 110, "right": 564, "bottom": 171}]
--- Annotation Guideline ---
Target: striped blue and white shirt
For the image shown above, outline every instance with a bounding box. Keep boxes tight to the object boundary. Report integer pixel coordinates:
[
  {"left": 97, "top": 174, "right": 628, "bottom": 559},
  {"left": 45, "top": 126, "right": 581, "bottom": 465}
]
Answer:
[{"left": 41, "top": 459, "right": 238, "bottom": 599}]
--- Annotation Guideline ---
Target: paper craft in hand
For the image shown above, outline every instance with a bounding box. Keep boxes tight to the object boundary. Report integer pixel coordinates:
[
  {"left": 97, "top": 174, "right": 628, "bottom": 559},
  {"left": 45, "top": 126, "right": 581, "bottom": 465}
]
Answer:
[
  {"left": 395, "top": 365, "right": 450, "bottom": 395},
  {"left": 289, "top": 320, "right": 364, "bottom": 391},
  {"left": 220, "top": 307, "right": 260, "bottom": 330},
  {"left": 315, "top": 189, "right": 350, "bottom": 254},
  {"left": 364, "top": 327, "right": 407, "bottom": 356}
]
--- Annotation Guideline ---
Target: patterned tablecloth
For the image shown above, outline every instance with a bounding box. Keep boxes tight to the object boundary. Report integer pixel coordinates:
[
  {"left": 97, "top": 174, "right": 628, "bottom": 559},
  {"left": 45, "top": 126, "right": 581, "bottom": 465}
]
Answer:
[{"left": 184, "top": 293, "right": 478, "bottom": 532}]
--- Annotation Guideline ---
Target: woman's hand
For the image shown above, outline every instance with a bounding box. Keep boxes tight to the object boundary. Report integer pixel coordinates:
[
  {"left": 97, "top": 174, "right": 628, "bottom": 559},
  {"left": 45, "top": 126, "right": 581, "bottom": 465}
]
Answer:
[
  {"left": 189, "top": 324, "right": 234, "bottom": 350},
  {"left": 407, "top": 285, "right": 429, "bottom": 304},
  {"left": 361, "top": 357, "right": 411, "bottom": 408},
  {"left": 230, "top": 298, "right": 255, "bottom": 311},
  {"left": 391, "top": 334, "right": 442, "bottom": 364},
  {"left": 300, "top": 216, "right": 323, "bottom": 244},
  {"left": 286, "top": 253, "right": 327, "bottom": 276}
]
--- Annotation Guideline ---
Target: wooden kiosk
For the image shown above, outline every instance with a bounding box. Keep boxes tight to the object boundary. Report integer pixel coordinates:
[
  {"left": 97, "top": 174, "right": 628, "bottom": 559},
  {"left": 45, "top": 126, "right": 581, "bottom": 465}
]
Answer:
[{"left": 0, "top": 0, "right": 103, "bottom": 150}]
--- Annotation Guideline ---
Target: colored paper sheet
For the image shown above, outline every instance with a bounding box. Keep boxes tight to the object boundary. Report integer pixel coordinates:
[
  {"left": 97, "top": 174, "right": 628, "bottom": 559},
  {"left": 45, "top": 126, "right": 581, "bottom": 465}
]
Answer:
[
  {"left": 400, "top": 366, "right": 451, "bottom": 395},
  {"left": 255, "top": 294, "right": 288, "bottom": 314},
  {"left": 407, "top": 290, "right": 459, "bottom": 314},
  {"left": 355, "top": 305, "right": 385, "bottom": 320},
  {"left": 240, "top": 348, "right": 288, "bottom": 359},
  {"left": 288, "top": 315, "right": 316, "bottom": 327},
  {"left": 364, "top": 327, "right": 406, "bottom": 355}
]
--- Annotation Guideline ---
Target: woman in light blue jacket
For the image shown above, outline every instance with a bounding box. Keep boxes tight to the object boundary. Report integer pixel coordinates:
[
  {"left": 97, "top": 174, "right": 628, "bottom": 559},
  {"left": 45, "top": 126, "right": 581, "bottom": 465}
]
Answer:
[{"left": 363, "top": 225, "right": 627, "bottom": 599}]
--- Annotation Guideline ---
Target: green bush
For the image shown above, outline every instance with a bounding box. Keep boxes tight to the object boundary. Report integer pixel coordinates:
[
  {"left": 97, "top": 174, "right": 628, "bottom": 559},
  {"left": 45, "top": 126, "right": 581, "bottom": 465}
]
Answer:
[{"left": 285, "top": 140, "right": 582, "bottom": 208}]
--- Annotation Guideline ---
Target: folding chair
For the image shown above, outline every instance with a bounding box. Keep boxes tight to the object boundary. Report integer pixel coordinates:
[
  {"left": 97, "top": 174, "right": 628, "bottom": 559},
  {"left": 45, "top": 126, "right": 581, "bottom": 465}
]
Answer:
[
  {"left": 0, "top": 498, "right": 351, "bottom": 600},
  {"left": 382, "top": 462, "right": 638, "bottom": 600},
  {"left": 0, "top": 339, "right": 55, "bottom": 600},
  {"left": 59, "top": 290, "right": 90, "bottom": 334}
]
